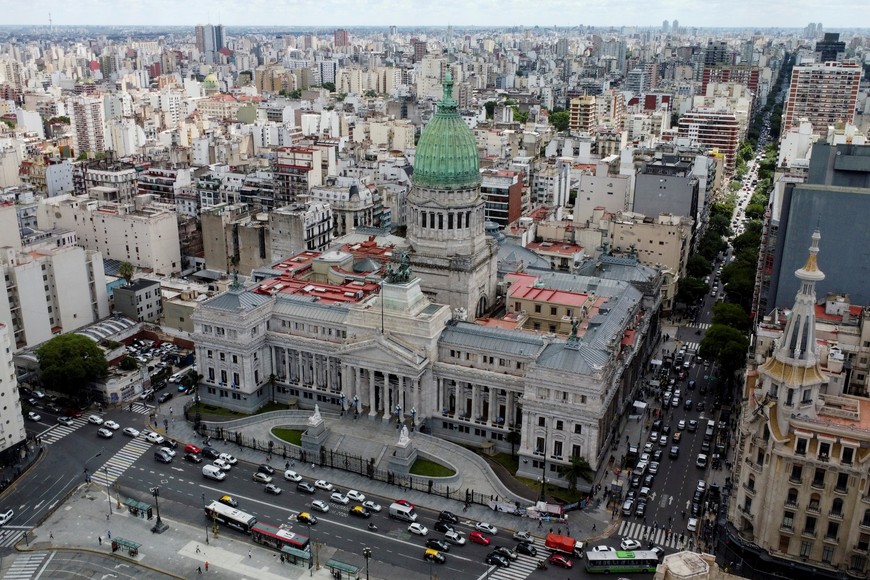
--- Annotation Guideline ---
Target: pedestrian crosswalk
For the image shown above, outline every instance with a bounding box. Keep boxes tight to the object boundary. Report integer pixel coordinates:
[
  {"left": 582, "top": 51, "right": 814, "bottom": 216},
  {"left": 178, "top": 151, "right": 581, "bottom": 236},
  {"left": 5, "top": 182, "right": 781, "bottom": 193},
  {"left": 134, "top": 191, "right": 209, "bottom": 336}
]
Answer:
[
  {"left": 0, "top": 526, "right": 33, "bottom": 550},
  {"left": 617, "top": 519, "right": 690, "bottom": 550},
  {"left": 681, "top": 341, "right": 700, "bottom": 352},
  {"left": 37, "top": 416, "right": 89, "bottom": 445},
  {"left": 688, "top": 322, "right": 711, "bottom": 330},
  {"left": 2, "top": 551, "right": 46, "bottom": 578},
  {"left": 89, "top": 437, "right": 154, "bottom": 487},
  {"left": 129, "top": 402, "right": 153, "bottom": 415},
  {"left": 488, "top": 553, "right": 540, "bottom": 580}
]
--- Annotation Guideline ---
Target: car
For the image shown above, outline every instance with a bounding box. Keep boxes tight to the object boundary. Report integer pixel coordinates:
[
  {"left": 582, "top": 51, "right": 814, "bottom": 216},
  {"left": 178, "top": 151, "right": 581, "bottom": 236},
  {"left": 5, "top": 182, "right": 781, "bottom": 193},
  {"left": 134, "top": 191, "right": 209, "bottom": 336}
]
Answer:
[
  {"left": 423, "top": 549, "right": 446, "bottom": 564},
  {"left": 652, "top": 449, "right": 664, "bottom": 462},
  {"left": 649, "top": 430, "right": 659, "bottom": 443},
  {"left": 469, "top": 531, "right": 491, "bottom": 545},
  {"left": 201, "top": 447, "right": 220, "bottom": 460},
  {"left": 548, "top": 554, "right": 574, "bottom": 569},
  {"left": 265, "top": 483, "right": 282, "bottom": 495},
  {"left": 444, "top": 530, "right": 466, "bottom": 545},
  {"left": 212, "top": 458, "right": 231, "bottom": 471},
  {"left": 643, "top": 474, "right": 655, "bottom": 488},
  {"left": 688, "top": 420, "right": 698, "bottom": 432},
  {"left": 121, "top": 427, "right": 139, "bottom": 437},
  {"left": 97, "top": 427, "right": 113, "bottom": 438},
  {"left": 257, "top": 463, "right": 274, "bottom": 475},
  {"left": 516, "top": 541, "right": 537, "bottom": 556},
  {"left": 648, "top": 461, "right": 659, "bottom": 474},
  {"left": 219, "top": 453, "right": 238, "bottom": 465},
  {"left": 636, "top": 499, "right": 647, "bottom": 517},
  {"left": 314, "top": 480, "right": 334, "bottom": 492},
  {"left": 684, "top": 399, "right": 693, "bottom": 411},
  {"left": 312, "top": 500, "right": 330, "bottom": 513},
  {"left": 621, "top": 538, "right": 642, "bottom": 550},
  {"left": 362, "top": 500, "right": 382, "bottom": 513},
  {"left": 475, "top": 522, "right": 498, "bottom": 535},
  {"left": 439, "top": 510, "right": 459, "bottom": 524},
  {"left": 696, "top": 402, "right": 705, "bottom": 412},
  {"left": 26, "top": 411, "right": 41, "bottom": 422},
  {"left": 253, "top": 472, "right": 272, "bottom": 484},
  {"left": 394, "top": 499, "right": 415, "bottom": 508},
  {"left": 643, "top": 442, "right": 654, "bottom": 454},
  {"left": 697, "top": 479, "right": 707, "bottom": 492},
  {"left": 701, "top": 440, "right": 711, "bottom": 453},
  {"left": 184, "top": 444, "right": 202, "bottom": 454},
  {"left": 87, "top": 415, "right": 103, "bottom": 425},
  {"left": 297, "top": 482, "right": 316, "bottom": 494},
  {"left": 139, "top": 389, "right": 154, "bottom": 400},
  {"left": 669, "top": 445, "right": 680, "bottom": 458},
  {"left": 184, "top": 453, "right": 202, "bottom": 463},
  {"left": 0, "top": 509, "right": 14, "bottom": 526},
  {"left": 157, "top": 392, "right": 173, "bottom": 404},
  {"left": 103, "top": 420, "right": 120, "bottom": 430},
  {"left": 159, "top": 446, "right": 176, "bottom": 457},
  {"left": 485, "top": 553, "right": 509, "bottom": 567},
  {"left": 673, "top": 432, "right": 682, "bottom": 443},
  {"left": 639, "top": 486, "right": 651, "bottom": 500},
  {"left": 696, "top": 454, "right": 708, "bottom": 468},
  {"left": 513, "top": 530, "right": 533, "bottom": 542},
  {"left": 434, "top": 521, "right": 455, "bottom": 534},
  {"left": 672, "top": 397, "right": 680, "bottom": 408},
  {"left": 591, "top": 545, "right": 614, "bottom": 552},
  {"left": 678, "top": 419, "right": 686, "bottom": 430},
  {"left": 296, "top": 512, "right": 317, "bottom": 524},
  {"left": 154, "top": 450, "right": 172, "bottom": 463},
  {"left": 330, "top": 492, "right": 349, "bottom": 505},
  {"left": 283, "top": 470, "right": 302, "bottom": 482},
  {"left": 145, "top": 432, "right": 165, "bottom": 444},
  {"left": 164, "top": 439, "right": 178, "bottom": 449},
  {"left": 639, "top": 452, "right": 650, "bottom": 463},
  {"left": 687, "top": 517, "right": 698, "bottom": 532},
  {"left": 493, "top": 546, "right": 517, "bottom": 560},
  {"left": 426, "top": 539, "right": 450, "bottom": 552},
  {"left": 662, "top": 425, "right": 672, "bottom": 436},
  {"left": 650, "top": 545, "right": 665, "bottom": 559},
  {"left": 408, "top": 523, "right": 429, "bottom": 536},
  {"left": 630, "top": 474, "right": 641, "bottom": 489},
  {"left": 57, "top": 416, "right": 74, "bottom": 426},
  {"left": 622, "top": 499, "right": 635, "bottom": 516},
  {"left": 659, "top": 435, "right": 668, "bottom": 446},
  {"left": 218, "top": 495, "right": 238, "bottom": 507},
  {"left": 346, "top": 490, "right": 366, "bottom": 502},
  {"left": 350, "top": 505, "right": 371, "bottom": 518}
]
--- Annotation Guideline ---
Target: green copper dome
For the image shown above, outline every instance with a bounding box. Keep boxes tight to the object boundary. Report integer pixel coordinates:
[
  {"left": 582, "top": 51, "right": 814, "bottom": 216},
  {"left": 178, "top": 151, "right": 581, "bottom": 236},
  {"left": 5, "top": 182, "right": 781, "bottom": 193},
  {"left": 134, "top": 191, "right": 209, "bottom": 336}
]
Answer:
[{"left": 413, "top": 70, "right": 480, "bottom": 190}]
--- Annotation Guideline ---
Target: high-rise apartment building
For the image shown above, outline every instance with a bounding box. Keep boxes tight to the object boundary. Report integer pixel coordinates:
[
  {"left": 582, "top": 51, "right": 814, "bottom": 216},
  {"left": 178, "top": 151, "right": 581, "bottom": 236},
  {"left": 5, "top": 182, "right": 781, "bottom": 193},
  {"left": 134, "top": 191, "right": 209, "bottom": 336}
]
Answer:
[
  {"left": 411, "top": 39, "right": 427, "bottom": 63},
  {"left": 677, "top": 109, "right": 740, "bottom": 171},
  {"left": 0, "top": 322, "right": 26, "bottom": 464},
  {"left": 68, "top": 95, "right": 106, "bottom": 156},
  {"left": 782, "top": 61, "right": 861, "bottom": 135},
  {"left": 815, "top": 32, "right": 846, "bottom": 63},
  {"left": 704, "top": 40, "right": 731, "bottom": 66},
  {"left": 333, "top": 29, "right": 349, "bottom": 47}
]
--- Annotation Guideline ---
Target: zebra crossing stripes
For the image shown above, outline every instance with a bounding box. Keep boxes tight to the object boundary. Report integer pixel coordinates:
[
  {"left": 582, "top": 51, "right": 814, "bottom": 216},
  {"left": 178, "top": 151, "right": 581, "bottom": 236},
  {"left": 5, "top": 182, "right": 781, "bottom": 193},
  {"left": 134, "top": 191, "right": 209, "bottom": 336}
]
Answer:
[
  {"left": 2, "top": 551, "right": 46, "bottom": 578},
  {"left": 617, "top": 519, "right": 690, "bottom": 550},
  {"left": 37, "top": 416, "right": 89, "bottom": 445},
  {"left": 0, "top": 526, "right": 32, "bottom": 550},
  {"left": 129, "top": 402, "right": 153, "bottom": 415},
  {"left": 488, "top": 553, "right": 541, "bottom": 580},
  {"left": 89, "top": 437, "right": 154, "bottom": 487},
  {"left": 689, "top": 322, "right": 711, "bottom": 330},
  {"left": 681, "top": 341, "right": 700, "bottom": 352}
]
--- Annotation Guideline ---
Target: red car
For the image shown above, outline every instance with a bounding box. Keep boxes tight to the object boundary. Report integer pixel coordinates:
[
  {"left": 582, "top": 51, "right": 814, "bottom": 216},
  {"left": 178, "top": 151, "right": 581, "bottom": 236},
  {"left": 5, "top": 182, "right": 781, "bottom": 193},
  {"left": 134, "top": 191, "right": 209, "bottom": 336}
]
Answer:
[
  {"left": 548, "top": 554, "right": 574, "bottom": 569},
  {"left": 184, "top": 444, "right": 201, "bottom": 455},
  {"left": 469, "top": 531, "right": 491, "bottom": 546},
  {"left": 394, "top": 499, "right": 415, "bottom": 508}
]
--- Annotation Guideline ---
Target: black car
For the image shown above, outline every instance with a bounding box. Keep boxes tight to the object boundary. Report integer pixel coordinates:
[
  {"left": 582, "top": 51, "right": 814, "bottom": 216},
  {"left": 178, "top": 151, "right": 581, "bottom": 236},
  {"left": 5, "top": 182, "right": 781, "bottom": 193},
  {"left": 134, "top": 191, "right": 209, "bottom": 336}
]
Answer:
[
  {"left": 258, "top": 464, "right": 275, "bottom": 475},
  {"left": 516, "top": 542, "right": 537, "bottom": 557},
  {"left": 630, "top": 474, "right": 641, "bottom": 488},
  {"left": 426, "top": 539, "right": 450, "bottom": 552},
  {"left": 164, "top": 439, "right": 178, "bottom": 449},
  {"left": 434, "top": 521, "right": 455, "bottom": 534},
  {"left": 652, "top": 419, "right": 663, "bottom": 432},
  {"left": 201, "top": 447, "right": 221, "bottom": 460},
  {"left": 652, "top": 449, "right": 664, "bottom": 462},
  {"left": 691, "top": 502, "right": 702, "bottom": 516},
  {"left": 643, "top": 474, "right": 655, "bottom": 487},
  {"left": 684, "top": 399, "right": 693, "bottom": 410},
  {"left": 661, "top": 425, "right": 671, "bottom": 436},
  {"left": 439, "top": 510, "right": 459, "bottom": 524},
  {"left": 157, "top": 392, "right": 173, "bottom": 404},
  {"left": 697, "top": 402, "right": 706, "bottom": 412},
  {"left": 296, "top": 481, "right": 316, "bottom": 494},
  {"left": 485, "top": 553, "right": 509, "bottom": 567},
  {"left": 636, "top": 499, "right": 647, "bottom": 517},
  {"left": 701, "top": 440, "right": 711, "bottom": 453},
  {"left": 184, "top": 453, "right": 203, "bottom": 464}
]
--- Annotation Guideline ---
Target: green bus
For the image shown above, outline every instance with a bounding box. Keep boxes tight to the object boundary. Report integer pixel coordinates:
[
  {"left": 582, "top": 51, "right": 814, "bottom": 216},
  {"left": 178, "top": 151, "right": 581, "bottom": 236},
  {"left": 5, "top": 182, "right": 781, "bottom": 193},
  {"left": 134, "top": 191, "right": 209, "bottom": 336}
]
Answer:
[{"left": 585, "top": 549, "right": 659, "bottom": 573}]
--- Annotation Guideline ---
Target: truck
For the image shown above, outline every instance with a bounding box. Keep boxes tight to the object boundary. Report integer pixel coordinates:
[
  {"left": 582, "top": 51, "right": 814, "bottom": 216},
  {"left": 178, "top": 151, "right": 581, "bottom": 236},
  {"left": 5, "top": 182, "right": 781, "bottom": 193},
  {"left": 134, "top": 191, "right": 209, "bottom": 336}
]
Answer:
[{"left": 545, "top": 533, "right": 584, "bottom": 558}]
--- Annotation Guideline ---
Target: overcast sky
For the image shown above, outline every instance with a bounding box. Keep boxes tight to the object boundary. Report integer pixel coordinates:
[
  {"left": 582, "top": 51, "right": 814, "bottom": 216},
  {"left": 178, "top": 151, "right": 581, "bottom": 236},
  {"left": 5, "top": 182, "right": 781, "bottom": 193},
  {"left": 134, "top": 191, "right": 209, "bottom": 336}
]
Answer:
[{"left": 1, "top": 0, "right": 863, "bottom": 29}]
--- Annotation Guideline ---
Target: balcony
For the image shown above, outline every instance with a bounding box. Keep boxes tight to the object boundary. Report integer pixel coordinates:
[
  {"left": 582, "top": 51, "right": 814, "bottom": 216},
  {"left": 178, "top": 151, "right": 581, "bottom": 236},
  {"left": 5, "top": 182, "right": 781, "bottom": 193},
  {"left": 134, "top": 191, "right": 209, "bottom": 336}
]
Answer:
[
  {"left": 802, "top": 529, "right": 818, "bottom": 538},
  {"left": 829, "top": 511, "right": 844, "bottom": 521},
  {"left": 860, "top": 519, "right": 870, "bottom": 531},
  {"left": 807, "top": 503, "right": 821, "bottom": 514},
  {"left": 853, "top": 544, "right": 869, "bottom": 554},
  {"left": 835, "top": 485, "right": 849, "bottom": 495},
  {"left": 785, "top": 500, "right": 799, "bottom": 509},
  {"left": 824, "top": 535, "right": 839, "bottom": 545},
  {"left": 743, "top": 483, "right": 756, "bottom": 495},
  {"left": 811, "top": 479, "right": 826, "bottom": 490},
  {"left": 780, "top": 524, "right": 795, "bottom": 533},
  {"left": 789, "top": 476, "right": 803, "bottom": 485}
]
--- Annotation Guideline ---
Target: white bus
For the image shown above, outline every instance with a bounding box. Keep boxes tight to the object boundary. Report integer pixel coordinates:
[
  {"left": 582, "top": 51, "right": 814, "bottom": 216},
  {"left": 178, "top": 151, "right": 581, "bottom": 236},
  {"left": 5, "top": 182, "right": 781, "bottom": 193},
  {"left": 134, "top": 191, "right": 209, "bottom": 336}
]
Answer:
[{"left": 204, "top": 501, "right": 257, "bottom": 533}]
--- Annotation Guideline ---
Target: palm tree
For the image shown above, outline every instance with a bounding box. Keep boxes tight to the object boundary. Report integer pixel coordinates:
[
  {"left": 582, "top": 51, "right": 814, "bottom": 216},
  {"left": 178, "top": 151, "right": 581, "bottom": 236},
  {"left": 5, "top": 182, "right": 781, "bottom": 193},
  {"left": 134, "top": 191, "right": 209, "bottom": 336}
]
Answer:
[
  {"left": 268, "top": 373, "right": 278, "bottom": 404},
  {"left": 559, "top": 456, "right": 594, "bottom": 492},
  {"left": 506, "top": 430, "right": 521, "bottom": 459},
  {"left": 118, "top": 261, "right": 134, "bottom": 286}
]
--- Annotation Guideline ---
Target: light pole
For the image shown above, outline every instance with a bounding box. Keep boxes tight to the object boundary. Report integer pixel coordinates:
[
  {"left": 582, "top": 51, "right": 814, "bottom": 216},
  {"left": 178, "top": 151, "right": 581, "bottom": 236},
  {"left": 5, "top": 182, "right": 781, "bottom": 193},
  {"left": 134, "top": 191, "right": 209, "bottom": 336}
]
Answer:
[
  {"left": 363, "top": 547, "right": 372, "bottom": 580},
  {"left": 103, "top": 465, "right": 112, "bottom": 517},
  {"left": 202, "top": 493, "right": 208, "bottom": 544},
  {"left": 353, "top": 395, "right": 359, "bottom": 418},
  {"left": 150, "top": 486, "right": 168, "bottom": 533},
  {"left": 83, "top": 449, "right": 102, "bottom": 484},
  {"left": 395, "top": 403, "right": 402, "bottom": 426},
  {"left": 539, "top": 423, "right": 548, "bottom": 502},
  {"left": 307, "top": 522, "right": 319, "bottom": 574},
  {"left": 410, "top": 406, "right": 417, "bottom": 431}
]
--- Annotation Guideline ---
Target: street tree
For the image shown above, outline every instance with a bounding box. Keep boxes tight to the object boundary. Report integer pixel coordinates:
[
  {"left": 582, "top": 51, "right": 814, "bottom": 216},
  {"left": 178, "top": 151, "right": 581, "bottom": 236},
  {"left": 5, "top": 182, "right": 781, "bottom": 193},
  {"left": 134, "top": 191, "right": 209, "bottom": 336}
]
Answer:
[
  {"left": 712, "top": 303, "right": 751, "bottom": 333},
  {"left": 506, "top": 430, "right": 521, "bottom": 458},
  {"left": 677, "top": 277, "right": 708, "bottom": 307},
  {"left": 559, "top": 456, "right": 594, "bottom": 491},
  {"left": 699, "top": 324, "right": 750, "bottom": 384},
  {"left": 37, "top": 334, "right": 109, "bottom": 397},
  {"left": 687, "top": 255, "right": 712, "bottom": 278}
]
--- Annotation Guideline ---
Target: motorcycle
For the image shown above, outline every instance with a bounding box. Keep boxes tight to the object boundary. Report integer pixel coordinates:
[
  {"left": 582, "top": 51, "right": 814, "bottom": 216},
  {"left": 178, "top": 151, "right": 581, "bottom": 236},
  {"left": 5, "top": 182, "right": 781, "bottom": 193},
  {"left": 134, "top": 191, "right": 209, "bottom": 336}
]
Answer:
[
  {"left": 368, "top": 523, "right": 378, "bottom": 531},
  {"left": 537, "top": 560, "right": 548, "bottom": 570}
]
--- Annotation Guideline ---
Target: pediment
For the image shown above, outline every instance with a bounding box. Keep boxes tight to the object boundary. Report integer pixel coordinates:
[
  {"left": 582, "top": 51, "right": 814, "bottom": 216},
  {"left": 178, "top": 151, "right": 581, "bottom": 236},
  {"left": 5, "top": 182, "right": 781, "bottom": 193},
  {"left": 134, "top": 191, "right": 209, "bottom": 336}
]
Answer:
[{"left": 338, "top": 335, "right": 428, "bottom": 372}]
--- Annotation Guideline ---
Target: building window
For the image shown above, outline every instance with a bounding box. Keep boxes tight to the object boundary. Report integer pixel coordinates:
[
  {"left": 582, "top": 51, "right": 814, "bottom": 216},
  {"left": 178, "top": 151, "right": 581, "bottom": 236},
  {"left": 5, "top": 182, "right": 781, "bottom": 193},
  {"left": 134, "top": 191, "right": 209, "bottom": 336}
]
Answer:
[
  {"left": 534, "top": 304, "right": 541, "bottom": 313},
  {"left": 535, "top": 437, "right": 544, "bottom": 454},
  {"left": 850, "top": 555, "right": 867, "bottom": 572},
  {"left": 800, "top": 541, "right": 812, "bottom": 558},
  {"left": 207, "top": 350, "right": 213, "bottom": 359},
  {"left": 786, "top": 488, "right": 798, "bottom": 507},
  {"left": 796, "top": 438, "right": 807, "bottom": 455},
  {"left": 538, "top": 417, "right": 545, "bottom": 427},
  {"left": 843, "top": 447, "right": 855, "bottom": 465},
  {"left": 574, "top": 424, "right": 582, "bottom": 434},
  {"left": 819, "top": 441, "right": 830, "bottom": 460},
  {"left": 219, "top": 353, "right": 225, "bottom": 362},
  {"left": 837, "top": 472, "right": 849, "bottom": 492},
  {"left": 790, "top": 465, "right": 802, "bottom": 483},
  {"left": 813, "top": 468, "right": 825, "bottom": 487},
  {"left": 827, "top": 522, "right": 839, "bottom": 541},
  {"left": 743, "top": 497, "right": 752, "bottom": 512},
  {"left": 553, "top": 441, "right": 563, "bottom": 458},
  {"left": 783, "top": 511, "right": 794, "bottom": 529},
  {"left": 232, "top": 354, "right": 238, "bottom": 364},
  {"left": 822, "top": 546, "right": 834, "bottom": 563},
  {"left": 556, "top": 420, "right": 563, "bottom": 431},
  {"left": 805, "top": 516, "right": 817, "bottom": 534}
]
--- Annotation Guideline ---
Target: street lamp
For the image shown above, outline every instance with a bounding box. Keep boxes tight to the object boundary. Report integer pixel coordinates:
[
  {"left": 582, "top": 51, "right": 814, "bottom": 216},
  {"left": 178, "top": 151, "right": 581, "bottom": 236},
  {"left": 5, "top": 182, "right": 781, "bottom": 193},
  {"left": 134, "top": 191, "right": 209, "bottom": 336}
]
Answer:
[
  {"left": 363, "top": 547, "right": 372, "bottom": 580},
  {"left": 353, "top": 395, "right": 359, "bottom": 418},
  {"left": 395, "top": 403, "right": 402, "bottom": 426},
  {"left": 202, "top": 493, "right": 208, "bottom": 544},
  {"left": 150, "top": 486, "right": 168, "bottom": 534},
  {"left": 103, "top": 465, "right": 112, "bottom": 517},
  {"left": 307, "top": 522, "right": 319, "bottom": 574},
  {"left": 410, "top": 406, "right": 417, "bottom": 431},
  {"left": 83, "top": 449, "right": 103, "bottom": 484},
  {"left": 538, "top": 422, "right": 549, "bottom": 502}
]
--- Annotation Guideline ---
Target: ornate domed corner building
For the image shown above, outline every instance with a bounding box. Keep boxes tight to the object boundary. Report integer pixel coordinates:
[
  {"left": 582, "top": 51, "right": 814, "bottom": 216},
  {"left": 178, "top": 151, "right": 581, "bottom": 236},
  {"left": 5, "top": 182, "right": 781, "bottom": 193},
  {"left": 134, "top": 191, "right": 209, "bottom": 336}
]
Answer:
[{"left": 406, "top": 70, "right": 498, "bottom": 318}]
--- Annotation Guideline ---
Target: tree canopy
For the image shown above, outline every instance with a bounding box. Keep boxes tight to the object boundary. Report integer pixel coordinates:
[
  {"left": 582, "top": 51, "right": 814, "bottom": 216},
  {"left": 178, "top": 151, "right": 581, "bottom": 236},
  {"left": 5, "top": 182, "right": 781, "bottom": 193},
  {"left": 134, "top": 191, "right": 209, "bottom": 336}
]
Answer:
[
  {"left": 712, "top": 303, "right": 752, "bottom": 333},
  {"left": 118, "top": 261, "right": 134, "bottom": 285},
  {"left": 698, "top": 324, "right": 750, "bottom": 384},
  {"left": 686, "top": 255, "right": 712, "bottom": 279},
  {"left": 550, "top": 110, "right": 570, "bottom": 132},
  {"left": 677, "top": 277, "right": 708, "bottom": 306},
  {"left": 37, "top": 334, "right": 109, "bottom": 396}
]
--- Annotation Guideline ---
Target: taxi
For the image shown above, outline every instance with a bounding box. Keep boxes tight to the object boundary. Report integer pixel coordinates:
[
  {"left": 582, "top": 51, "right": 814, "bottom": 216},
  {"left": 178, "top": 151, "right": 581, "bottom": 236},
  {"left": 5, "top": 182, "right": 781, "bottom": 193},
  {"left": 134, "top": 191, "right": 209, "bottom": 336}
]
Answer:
[
  {"left": 423, "top": 549, "right": 446, "bottom": 563},
  {"left": 296, "top": 512, "right": 317, "bottom": 525}
]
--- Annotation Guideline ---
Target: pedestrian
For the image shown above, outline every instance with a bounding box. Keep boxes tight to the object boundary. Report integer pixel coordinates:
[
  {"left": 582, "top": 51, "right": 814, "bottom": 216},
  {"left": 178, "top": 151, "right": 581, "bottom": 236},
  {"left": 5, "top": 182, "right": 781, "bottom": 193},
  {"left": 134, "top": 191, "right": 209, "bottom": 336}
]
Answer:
[
  {"left": 285, "top": 461, "right": 290, "bottom": 470},
  {"left": 592, "top": 524, "right": 596, "bottom": 531},
  {"left": 205, "top": 562, "right": 209, "bottom": 571},
  {"left": 49, "top": 531, "right": 54, "bottom": 540},
  {"left": 538, "top": 520, "right": 543, "bottom": 529},
  {"left": 197, "top": 567, "right": 202, "bottom": 575},
  {"left": 196, "top": 545, "right": 201, "bottom": 554},
  {"left": 98, "top": 536, "right": 102, "bottom": 546},
  {"left": 248, "top": 548, "right": 252, "bottom": 558},
  {"left": 280, "top": 554, "right": 285, "bottom": 564},
  {"left": 107, "top": 530, "right": 111, "bottom": 540}
]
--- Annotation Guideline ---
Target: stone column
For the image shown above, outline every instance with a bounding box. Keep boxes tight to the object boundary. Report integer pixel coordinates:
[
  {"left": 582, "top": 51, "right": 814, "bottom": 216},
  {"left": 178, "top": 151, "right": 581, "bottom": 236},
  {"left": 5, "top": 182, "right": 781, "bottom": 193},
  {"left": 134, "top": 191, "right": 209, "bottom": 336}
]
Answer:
[
  {"left": 297, "top": 350, "right": 305, "bottom": 385},
  {"left": 471, "top": 384, "right": 480, "bottom": 421},
  {"left": 489, "top": 388, "right": 498, "bottom": 424},
  {"left": 354, "top": 366, "right": 362, "bottom": 414},
  {"left": 454, "top": 380, "right": 461, "bottom": 417},
  {"left": 283, "top": 347, "right": 290, "bottom": 382},
  {"left": 382, "top": 373, "right": 392, "bottom": 423},
  {"left": 413, "top": 377, "right": 421, "bottom": 425},
  {"left": 368, "top": 369, "right": 376, "bottom": 417},
  {"left": 398, "top": 376, "right": 405, "bottom": 422}
]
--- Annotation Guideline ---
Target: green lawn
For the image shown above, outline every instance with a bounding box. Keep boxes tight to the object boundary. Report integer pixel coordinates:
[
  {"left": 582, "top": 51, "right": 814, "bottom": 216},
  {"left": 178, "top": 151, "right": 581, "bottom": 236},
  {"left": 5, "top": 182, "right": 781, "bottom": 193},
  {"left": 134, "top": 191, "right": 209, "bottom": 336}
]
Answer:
[
  {"left": 409, "top": 457, "right": 456, "bottom": 477},
  {"left": 272, "top": 428, "right": 304, "bottom": 446}
]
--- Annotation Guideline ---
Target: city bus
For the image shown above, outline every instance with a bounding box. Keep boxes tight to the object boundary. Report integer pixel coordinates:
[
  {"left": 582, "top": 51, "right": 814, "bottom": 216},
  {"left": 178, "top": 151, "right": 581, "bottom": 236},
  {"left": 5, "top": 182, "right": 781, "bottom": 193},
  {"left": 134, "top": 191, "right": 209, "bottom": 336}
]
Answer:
[
  {"left": 204, "top": 501, "right": 258, "bottom": 533},
  {"left": 585, "top": 550, "right": 660, "bottom": 574},
  {"left": 250, "top": 521, "right": 311, "bottom": 555}
]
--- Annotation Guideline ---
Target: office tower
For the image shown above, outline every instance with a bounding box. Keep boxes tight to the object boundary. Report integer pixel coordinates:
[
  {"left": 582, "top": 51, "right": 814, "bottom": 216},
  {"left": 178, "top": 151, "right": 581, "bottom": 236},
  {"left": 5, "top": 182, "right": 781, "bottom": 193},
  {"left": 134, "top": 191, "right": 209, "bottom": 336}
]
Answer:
[
  {"left": 815, "top": 32, "right": 846, "bottom": 63},
  {"left": 334, "top": 29, "right": 349, "bottom": 47},
  {"left": 782, "top": 61, "right": 861, "bottom": 135},
  {"left": 195, "top": 24, "right": 225, "bottom": 63},
  {"left": 662, "top": 20, "right": 670, "bottom": 33},
  {"left": 69, "top": 95, "right": 106, "bottom": 155},
  {"left": 704, "top": 40, "right": 730, "bottom": 66},
  {"left": 411, "top": 39, "right": 427, "bottom": 63},
  {"left": 556, "top": 38, "right": 568, "bottom": 57}
]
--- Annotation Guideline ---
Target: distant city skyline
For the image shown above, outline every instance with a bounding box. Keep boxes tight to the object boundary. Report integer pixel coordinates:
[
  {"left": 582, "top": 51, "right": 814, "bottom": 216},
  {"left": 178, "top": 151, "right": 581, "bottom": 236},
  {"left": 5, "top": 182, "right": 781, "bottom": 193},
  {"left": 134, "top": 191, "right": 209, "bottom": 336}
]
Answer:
[{"left": 2, "top": 0, "right": 865, "bottom": 30}]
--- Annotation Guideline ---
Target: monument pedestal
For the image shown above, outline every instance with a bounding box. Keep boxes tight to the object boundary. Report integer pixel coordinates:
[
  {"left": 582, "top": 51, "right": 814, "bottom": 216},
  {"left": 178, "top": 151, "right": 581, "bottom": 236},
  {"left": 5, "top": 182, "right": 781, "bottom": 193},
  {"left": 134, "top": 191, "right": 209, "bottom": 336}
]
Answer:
[
  {"left": 387, "top": 426, "right": 418, "bottom": 476},
  {"left": 301, "top": 406, "right": 329, "bottom": 461}
]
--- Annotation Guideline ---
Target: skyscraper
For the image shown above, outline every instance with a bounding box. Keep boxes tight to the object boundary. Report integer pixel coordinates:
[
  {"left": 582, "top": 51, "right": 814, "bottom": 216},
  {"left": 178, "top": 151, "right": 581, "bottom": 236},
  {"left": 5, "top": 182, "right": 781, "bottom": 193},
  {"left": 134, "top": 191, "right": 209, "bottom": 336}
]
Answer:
[
  {"left": 334, "top": 29, "right": 349, "bottom": 47},
  {"left": 69, "top": 95, "right": 106, "bottom": 155},
  {"left": 782, "top": 61, "right": 861, "bottom": 135},
  {"left": 815, "top": 32, "right": 846, "bottom": 63},
  {"left": 195, "top": 24, "right": 225, "bottom": 64}
]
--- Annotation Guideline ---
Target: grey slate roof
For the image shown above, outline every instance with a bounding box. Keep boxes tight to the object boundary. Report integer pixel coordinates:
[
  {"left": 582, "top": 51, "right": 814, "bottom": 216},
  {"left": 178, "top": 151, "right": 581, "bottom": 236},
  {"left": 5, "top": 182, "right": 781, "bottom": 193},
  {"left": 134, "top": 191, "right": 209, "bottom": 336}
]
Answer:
[
  {"left": 201, "top": 287, "right": 272, "bottom": 313},
  {"left": 439, "top": 321, "right": 545, "bottom": 357},
  {"left": 273, "top": 295, "right": 350, "bottom": 324},
  {"left": 497, "top": 241, "right": 551, "bottom": 274}
]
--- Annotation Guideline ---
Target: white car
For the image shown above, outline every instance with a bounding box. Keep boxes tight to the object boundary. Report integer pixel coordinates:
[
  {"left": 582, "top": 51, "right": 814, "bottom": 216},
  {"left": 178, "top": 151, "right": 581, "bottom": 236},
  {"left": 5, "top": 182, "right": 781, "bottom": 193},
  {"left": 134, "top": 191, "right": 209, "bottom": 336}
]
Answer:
[
  {"left": 314, "top": 480, "right": 334, "bottom": 492},
  {"left": 678, "top": 419, "right": 686, "bottom": 430},
  {"left": 0, "top": 509, "right": 13, "bottom": 526},
  {"left": 103, "top": 420, "right": 120, "bottom": 430},
  {"left": 330, "top": 492, "right": 349, "bottom": 505},
  {"left": 26, "top": 411, "right": 41, "bottom": 422},
  {"left": 87, "top": 415, "right": 103, "bottom": 425},
  {"left": 312, "top": 500, "right": 330, "bottom": 513},
  {"left": 475, "top": 522, "right": 498, "bottom": 535},
  {"left": 265, "top": 483, "right": 282, "bottom": 495},
  {"left": 122, "top": 427, "right": 140, "bottom": 437},
  {"left": 445, "top": 530, "right": 466, "bottom": 545},
  {"left": 283, "top": 470, "right": 302, "bottom": 482},
  {"left": 513, "top": 530, "right": 533, "bottom": 542},
  {"left": 145, "top": 432, "right": 165, "bottom": 444},
  {"left": 253, "top": 472, "right": 272, "bottom": 484},
  {"left": 159, "top": 446, "right": 176, "bottom": 458},
  {"left": 687, "top": 518, "right": 698, "bottom": 532},
  {"left": 408, "top": 522, "right": 429, "bottom": 536},
  {"left": 213, "top": 458, "right": 231, "bottom": 471},
  {"left": 57, "top": 416, "right": 74, "bottom": 426},
  {"left": 346, "top": 490, "right": 366, "bottom": 502},
  {"left": 362, "top": 500, "right": 382, "bottom": 513},
  {"left": 591, "top": 545, "right": 614, "bottom": 552},
  {"left": 97, "top": 427, "right": 113, "bottom": 438},
  {"left": 218, "top": 453, "right": 238, "bottom": 465},
  {"left": 620, "top": 538, "right": 642, "bottom": 550}
]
